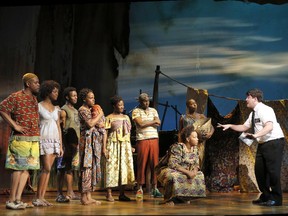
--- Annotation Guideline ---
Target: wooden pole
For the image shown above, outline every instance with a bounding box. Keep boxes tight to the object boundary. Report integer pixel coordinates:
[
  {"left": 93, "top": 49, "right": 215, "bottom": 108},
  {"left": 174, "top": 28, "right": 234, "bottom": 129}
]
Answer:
[{"left": 152, "top": 65, "right": 160, "bottom": 110}]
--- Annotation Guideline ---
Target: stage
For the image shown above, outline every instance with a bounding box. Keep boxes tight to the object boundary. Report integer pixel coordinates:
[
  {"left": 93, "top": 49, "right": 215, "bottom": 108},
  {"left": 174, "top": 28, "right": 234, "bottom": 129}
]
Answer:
[{"left": 1, "top": 189, "right": 288, "bottom": 215}]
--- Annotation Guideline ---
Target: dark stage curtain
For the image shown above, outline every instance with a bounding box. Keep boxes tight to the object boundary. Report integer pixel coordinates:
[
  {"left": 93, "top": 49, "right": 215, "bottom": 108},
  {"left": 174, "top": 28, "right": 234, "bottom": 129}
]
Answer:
[{"left": 0, "top": 3, "right": 130, "bottom": 192}]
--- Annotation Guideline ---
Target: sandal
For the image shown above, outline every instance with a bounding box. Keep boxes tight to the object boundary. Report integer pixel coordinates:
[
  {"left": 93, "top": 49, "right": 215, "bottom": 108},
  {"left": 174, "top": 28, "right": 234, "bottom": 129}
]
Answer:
[
  {"left": 56, "top": 194, "right": 70, "bottom": 203},
  {"left": 25, "top": 203, "right": 34, "bottom": 208},
  {"left": 66, "top": 193, "right": 80, "bottom": 200},
  {"left": 42, "top": 199, "right": 53, "bottom": 206},
  {"left": 32, "top": 199, "right": 47, "bottom": 207},
  {"left": 6, "top": 200, "right": 26, "bottom": 210},
  {"left": 119, "top": 194, "right": 131, "bottom": 201},
  {"left": 16, "top": 201, "right": 34, "bottom": 208}
]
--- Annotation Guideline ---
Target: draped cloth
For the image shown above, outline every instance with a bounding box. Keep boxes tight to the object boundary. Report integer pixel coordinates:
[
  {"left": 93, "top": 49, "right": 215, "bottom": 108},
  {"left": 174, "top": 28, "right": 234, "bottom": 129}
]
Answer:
[
  {"left": 78, "top": 107, "right": 105, "bottom": 192},
  {"left": 206, "top": 98, "right": 288, "bottom": 192},
  {"left": 205, "top": 97, "right": 240, "bottom": 192}
]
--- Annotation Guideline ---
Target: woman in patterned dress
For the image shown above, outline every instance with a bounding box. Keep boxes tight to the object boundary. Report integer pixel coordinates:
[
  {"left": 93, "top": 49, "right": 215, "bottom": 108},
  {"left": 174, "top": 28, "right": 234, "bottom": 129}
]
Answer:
[
  {"left": 157, "top": 125, "right": 206, "bottom": 206},
  {"left": 179, "top": 99, "right": 214, "bottom": 169},
  {"left": 78, "top": 88, "right": 105, "bottom": 205},
  {"left": 103, "top": 95, "right": 135, "bottom": 202}
]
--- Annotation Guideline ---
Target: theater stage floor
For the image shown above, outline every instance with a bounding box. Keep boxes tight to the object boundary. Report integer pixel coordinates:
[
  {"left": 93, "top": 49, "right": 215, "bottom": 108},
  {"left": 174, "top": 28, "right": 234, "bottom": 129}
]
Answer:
[{"left": 1, "top": 190, "right": 288, "bottom": 215}]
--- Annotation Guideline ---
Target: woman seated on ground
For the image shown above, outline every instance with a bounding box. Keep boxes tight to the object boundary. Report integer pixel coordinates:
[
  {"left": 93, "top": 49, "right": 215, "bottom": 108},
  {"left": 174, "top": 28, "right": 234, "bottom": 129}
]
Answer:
[{"left": 156, "top": 125, "right": 206, "bottom": 206}]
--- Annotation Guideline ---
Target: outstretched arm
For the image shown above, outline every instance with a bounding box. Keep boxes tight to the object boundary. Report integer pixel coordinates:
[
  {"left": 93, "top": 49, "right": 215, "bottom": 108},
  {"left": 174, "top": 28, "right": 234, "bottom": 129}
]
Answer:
[{"left": 217, "top": 123, "right": 249, "bottom": 132}]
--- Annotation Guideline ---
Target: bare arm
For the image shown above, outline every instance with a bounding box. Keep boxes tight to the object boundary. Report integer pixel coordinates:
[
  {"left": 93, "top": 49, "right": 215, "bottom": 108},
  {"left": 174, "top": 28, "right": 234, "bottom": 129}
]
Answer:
[
  {"left": 133, "top": 116, "right": 161, "bottom": 128},
  {"left": 176, "top": 165, "right": 199, "bottom": 179},
  {"left": 0, "top": 111, "right": 27, "bottom": 134},
  {"left": 169, "top": 146, "right": 199, "bottom": 178},
  {"left": 255, "top": 121, "right": 273, "bottom": 138},
  {"left": 102, "top": 131, "right": 108, "bottom": 158},
  {"left": 178, "top": 116, "right": 184, "bottom": 132},
  {"left": 57, "top": 108, "right": 63, "bottom": 157},
  {"left": 60, "top": 109, "right": 67, "bottom": 129},
  {"left": 246, "top": 121, "right": 273, "bottom": 139},
  {"left": 217, "top": 123, "right": 249, "bottom": 132},
  {"left": 85, "top": 109, "right": 104, "bottom": 128}
]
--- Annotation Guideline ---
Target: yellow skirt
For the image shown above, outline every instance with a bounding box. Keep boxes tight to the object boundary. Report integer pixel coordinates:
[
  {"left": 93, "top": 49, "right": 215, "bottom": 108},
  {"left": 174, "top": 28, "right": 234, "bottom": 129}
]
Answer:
[{"left": 5, "top": 139, "right": 40, "bottom": 170}]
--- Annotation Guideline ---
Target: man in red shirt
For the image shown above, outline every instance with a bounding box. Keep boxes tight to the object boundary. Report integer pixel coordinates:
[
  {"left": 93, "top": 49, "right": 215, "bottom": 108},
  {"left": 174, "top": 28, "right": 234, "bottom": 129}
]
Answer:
[{"left": 0, "top": 73, "right": 40, "bottom": 210}]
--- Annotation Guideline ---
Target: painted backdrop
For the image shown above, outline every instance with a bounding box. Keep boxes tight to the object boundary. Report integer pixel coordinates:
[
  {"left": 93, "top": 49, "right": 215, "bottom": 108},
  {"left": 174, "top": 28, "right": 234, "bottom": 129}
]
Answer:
[{"left": 118, "top": 0, "right": 288, "bottom": 130}]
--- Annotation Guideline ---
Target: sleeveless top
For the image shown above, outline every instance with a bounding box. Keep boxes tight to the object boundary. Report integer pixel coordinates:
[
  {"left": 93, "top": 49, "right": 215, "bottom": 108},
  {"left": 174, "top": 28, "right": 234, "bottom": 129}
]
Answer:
[
  {"left": 38, "top": 103, "right": 61, "bottom": 143},
  {"left": 181, "top": 114, "right": 197, "bottom": 128},
  {"left": 61, "top": 104, "right": 80, "bottom": 139}
]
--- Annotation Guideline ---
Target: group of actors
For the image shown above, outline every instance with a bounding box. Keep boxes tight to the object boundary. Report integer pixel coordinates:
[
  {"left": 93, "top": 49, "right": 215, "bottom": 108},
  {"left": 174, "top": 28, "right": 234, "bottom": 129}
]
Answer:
[{"left": 0, "top": 72, "right": 286, "bottom": 210}]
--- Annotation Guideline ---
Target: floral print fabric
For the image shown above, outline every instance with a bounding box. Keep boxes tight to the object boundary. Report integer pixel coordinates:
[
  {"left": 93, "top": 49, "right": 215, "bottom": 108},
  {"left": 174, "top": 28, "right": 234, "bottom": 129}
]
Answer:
[{"left": 157, "top": 142, "right": 206, "bottom": 201}]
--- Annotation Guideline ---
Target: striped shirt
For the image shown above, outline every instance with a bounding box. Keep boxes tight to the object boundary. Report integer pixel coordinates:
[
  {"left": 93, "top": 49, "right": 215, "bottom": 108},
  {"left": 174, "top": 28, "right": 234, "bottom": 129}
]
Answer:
[{"left": 132, "top": 107, "right": 159, "bottom": 140}]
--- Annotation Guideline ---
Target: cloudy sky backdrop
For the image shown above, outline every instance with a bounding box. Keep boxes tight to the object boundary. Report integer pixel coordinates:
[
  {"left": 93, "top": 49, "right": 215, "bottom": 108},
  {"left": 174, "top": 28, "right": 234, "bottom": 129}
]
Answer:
[{"left": 117, "top": 0, "right": 288, "bottom": 130}]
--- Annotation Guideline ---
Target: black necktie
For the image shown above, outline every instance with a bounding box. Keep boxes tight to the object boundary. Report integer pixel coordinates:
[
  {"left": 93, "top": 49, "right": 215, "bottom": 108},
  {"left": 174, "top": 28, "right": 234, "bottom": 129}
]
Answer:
[{"left": 251, "top": 110, "right": 255, "bottom": 134}]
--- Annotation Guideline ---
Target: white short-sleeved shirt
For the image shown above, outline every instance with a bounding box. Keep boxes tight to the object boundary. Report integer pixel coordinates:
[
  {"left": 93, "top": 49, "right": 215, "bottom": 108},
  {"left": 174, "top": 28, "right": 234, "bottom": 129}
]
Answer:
[
  {"left": 132, "top": 107, "right": 159, "bottom": 141},
  {"left": 244, "top": 102, "right": 284, "bottom": 143}
]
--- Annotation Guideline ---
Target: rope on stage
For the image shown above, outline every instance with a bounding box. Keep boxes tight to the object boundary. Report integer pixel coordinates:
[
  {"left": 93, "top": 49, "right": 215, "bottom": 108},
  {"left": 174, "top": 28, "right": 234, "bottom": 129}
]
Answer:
[{"left": 158, "top": 71, "right": 241, "bottom": 101}]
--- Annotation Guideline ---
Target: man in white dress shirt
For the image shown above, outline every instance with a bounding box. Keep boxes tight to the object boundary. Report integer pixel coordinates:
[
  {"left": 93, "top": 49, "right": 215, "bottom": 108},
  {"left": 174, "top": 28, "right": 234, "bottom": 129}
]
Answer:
[{"left": 217, "top": 88, "right": 285, "bottom": 206}]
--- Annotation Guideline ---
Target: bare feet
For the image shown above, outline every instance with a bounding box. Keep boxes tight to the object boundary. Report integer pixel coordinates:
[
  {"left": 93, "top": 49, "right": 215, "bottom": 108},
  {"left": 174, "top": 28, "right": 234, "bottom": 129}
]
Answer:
[
  {"left": 106, "top": 195, "right": 115, "bottom": 202},
  {"left": 93, "top": 200, "right": 101, "bottom": 205},
  {"left": 87, "top": 192, "right": 101, "bottom": 205},
  {"left": 80, "top": 192, "right": 101, "bottom": 205},
  {"left": 165, "top": 201, "right": 175, "bottom": 206},
  {"left": 81, "top": 193, "right": 89, "bottom": 205},
  {"left": 81, "top": 199, "right": 95, "bottom": 205},
  {"left": 81, "top": 199, "right": 87, "bottom": 205},
  {"left": 89, "top": 198, "right": 101, "bottom": 205},
  {"left": 81, "top": 198, "right": 101, "bottom": 205},
  {"left": 66, "top": 193, "right": 80, "bottom": 200},
  {"left": 32, "top": 199, "right": 47, "bottom": 207}
]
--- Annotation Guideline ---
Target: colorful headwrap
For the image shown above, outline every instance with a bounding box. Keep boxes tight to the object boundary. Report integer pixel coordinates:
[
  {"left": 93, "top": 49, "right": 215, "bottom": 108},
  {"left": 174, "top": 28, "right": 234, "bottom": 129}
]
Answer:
[{"left": 22, "top": 73, "right": 38, "bottom": 83}]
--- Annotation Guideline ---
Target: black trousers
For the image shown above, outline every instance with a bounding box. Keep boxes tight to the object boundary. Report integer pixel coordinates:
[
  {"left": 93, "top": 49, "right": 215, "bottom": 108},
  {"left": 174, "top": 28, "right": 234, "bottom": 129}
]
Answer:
[{"left": 255, "top": 138, "right": 285, "bottom": 204}]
